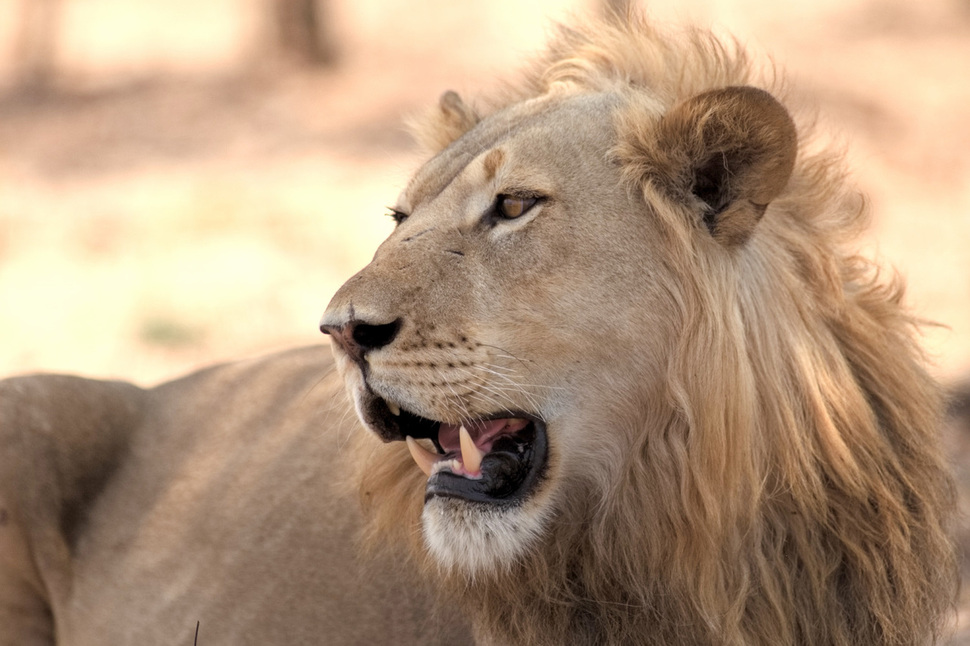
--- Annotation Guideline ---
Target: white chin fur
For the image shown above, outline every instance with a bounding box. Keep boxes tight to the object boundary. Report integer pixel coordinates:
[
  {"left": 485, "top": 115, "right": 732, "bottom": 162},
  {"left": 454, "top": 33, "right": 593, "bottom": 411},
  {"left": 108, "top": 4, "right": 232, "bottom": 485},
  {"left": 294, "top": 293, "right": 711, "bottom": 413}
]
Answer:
[{"left": 422, "top": 497, "right": 549, "bottom": 576}]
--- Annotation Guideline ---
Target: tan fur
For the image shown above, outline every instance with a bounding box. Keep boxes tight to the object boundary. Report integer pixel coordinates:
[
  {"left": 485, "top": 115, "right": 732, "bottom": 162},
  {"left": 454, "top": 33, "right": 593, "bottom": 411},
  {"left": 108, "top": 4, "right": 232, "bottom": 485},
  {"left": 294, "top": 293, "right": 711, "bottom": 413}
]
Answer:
[
  {"left": 332, "top": 10, "right": 958, "bottom": 646},
  {"left": 0, "top": 349, "right": 473, "bottom": 645},
  {"left": 0, "top": 11, "right": 957, "bottom": 646},
  {"left": 624, "top": 85, "right": 798, "bottom": 245}
]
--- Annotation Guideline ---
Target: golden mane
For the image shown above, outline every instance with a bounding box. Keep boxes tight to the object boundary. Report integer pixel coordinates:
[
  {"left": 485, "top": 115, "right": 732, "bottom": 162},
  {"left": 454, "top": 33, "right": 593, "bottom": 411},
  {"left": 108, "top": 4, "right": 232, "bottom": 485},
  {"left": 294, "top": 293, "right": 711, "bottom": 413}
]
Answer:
[{"left": 358, "top": 11, "right": 957, "bottom": 645}]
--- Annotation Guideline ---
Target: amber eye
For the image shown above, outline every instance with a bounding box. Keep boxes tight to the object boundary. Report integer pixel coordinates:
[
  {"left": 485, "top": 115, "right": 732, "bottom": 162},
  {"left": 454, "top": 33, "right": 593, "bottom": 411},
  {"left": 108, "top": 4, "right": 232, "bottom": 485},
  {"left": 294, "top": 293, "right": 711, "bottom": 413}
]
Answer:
[{"left": 497, "top": 194, "right": 539, "bottom": 219}]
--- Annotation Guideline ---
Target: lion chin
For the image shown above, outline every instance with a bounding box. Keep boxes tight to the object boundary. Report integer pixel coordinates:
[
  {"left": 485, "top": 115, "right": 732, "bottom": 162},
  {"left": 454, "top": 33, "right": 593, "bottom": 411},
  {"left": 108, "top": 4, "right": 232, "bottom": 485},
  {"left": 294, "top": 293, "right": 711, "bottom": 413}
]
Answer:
[{"left": 422, "top": 497, "right": 550, "bottom": 575}]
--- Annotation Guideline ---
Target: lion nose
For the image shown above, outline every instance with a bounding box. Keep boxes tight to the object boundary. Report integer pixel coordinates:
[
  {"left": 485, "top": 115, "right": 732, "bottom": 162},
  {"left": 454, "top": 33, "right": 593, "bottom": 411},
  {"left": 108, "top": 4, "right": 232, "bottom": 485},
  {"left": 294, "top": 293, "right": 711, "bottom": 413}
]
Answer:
[{"left": 320, "top": 317, "right": 402, "bottom": 365}]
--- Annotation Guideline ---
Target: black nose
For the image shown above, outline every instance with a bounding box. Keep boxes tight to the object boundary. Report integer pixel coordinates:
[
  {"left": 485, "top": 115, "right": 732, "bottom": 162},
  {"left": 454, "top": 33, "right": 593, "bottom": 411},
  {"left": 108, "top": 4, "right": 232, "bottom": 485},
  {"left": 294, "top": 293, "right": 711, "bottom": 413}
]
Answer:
[{"left": 320, "top": 318, "right": 401, "bottom": 365}]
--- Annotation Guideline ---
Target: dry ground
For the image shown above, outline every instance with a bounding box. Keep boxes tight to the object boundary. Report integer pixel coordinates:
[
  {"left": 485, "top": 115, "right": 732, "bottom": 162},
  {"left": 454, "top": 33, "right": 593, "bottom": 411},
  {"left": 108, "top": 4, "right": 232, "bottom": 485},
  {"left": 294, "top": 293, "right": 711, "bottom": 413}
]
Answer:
[{"left": 1, "top": 0, "right": 968, "bottom": 640}]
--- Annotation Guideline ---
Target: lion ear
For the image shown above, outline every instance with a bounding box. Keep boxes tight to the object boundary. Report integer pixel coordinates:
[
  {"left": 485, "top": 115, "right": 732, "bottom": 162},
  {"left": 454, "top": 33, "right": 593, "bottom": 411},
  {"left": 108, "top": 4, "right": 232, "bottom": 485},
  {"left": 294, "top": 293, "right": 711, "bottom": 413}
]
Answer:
[
  {"left": 408, "top": 90, "right": 481, "bottom": 154},
  {"left": 641, "top": 86, "right": 797, "bottom": 246}
]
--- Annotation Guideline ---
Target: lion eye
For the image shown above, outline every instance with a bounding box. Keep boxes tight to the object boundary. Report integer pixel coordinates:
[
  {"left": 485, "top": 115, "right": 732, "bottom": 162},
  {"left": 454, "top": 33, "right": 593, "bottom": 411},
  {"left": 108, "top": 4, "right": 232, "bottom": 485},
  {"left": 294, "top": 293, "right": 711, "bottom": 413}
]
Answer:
[
  {"left": 387, "top": 208, "right": 409, "bottom": 225},
  {"left": 496, "top": 195, "right": 538, "bottom": 220}
]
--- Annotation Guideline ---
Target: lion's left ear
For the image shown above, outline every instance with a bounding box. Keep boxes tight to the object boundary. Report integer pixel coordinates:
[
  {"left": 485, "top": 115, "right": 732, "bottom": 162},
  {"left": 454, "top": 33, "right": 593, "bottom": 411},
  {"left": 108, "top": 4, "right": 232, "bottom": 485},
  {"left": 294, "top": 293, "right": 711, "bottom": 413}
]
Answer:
[
  {"left": 633, "top": 86, "right": 797, "bottom": 246},
  {"left": 407, "top": 90, "right": 481, "bottom": 154}
]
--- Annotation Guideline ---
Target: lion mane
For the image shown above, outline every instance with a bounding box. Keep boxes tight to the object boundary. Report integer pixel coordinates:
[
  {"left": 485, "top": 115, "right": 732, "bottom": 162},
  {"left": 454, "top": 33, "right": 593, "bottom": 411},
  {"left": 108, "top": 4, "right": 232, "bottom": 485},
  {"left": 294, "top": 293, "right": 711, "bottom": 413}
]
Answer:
[{"left": 348, "top": 12, "right": 957, "bottom": 646}]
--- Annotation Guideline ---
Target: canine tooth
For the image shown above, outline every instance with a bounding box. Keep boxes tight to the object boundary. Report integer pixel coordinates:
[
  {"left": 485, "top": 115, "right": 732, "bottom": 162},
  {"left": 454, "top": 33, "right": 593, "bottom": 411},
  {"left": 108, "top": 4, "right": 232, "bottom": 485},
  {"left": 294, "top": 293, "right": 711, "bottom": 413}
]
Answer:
[
  {"left": 459, "top": 425, "right": 483, "bottom": 475},
  {"left": 387, "top": 400, "right": 401, "bottom": 416},
  {"left": 406, "top": 436, "right": 436, "bottom": 477}
]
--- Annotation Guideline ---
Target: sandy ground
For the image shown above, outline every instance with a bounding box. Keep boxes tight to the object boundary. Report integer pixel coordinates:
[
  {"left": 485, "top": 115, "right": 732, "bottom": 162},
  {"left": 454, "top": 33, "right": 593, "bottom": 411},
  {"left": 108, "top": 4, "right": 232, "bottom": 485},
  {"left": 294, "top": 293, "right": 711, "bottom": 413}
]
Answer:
[{"left": 1, "top": 0, "right": 968, "bottom": 640}]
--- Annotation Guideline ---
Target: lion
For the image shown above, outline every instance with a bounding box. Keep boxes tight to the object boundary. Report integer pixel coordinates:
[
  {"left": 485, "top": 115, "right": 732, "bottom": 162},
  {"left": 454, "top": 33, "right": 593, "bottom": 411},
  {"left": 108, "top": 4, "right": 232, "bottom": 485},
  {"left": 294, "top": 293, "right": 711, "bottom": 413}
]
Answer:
[{"left": 0, "top": 10, "right": 958, "bottom": 646}]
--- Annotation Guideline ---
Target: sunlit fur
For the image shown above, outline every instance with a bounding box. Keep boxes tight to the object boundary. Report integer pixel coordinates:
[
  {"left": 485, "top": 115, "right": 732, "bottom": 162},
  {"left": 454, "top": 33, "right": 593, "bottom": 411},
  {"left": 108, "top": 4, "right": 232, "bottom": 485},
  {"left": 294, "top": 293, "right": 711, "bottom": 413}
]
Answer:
[{"left": 354, "top": 10, "right": 957, "bottom": 645}]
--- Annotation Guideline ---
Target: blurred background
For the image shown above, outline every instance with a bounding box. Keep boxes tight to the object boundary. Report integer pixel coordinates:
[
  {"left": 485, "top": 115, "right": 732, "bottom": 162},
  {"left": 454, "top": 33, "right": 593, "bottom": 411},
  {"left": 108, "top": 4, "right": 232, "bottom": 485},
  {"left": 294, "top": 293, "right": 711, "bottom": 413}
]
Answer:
[
  {"left": 0, "top": 0, "right": 967, "bottom": 385},
  {"left": 0, "top": 0, "right": 968, "bottom": 638}
]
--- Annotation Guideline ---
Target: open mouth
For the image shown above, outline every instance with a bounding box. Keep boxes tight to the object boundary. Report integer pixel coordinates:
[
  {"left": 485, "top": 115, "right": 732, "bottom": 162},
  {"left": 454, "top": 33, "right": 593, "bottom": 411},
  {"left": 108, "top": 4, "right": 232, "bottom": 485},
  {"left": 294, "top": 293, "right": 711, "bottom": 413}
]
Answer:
[{"left": 359, "top": 388, "right": 548, "bottom": 505}]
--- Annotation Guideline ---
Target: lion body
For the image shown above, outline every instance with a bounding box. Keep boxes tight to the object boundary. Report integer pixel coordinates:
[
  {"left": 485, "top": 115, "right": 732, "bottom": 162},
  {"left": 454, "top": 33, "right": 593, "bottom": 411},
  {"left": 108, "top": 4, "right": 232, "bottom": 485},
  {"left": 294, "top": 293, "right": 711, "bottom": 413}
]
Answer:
[
  {"left": 0, "top": 11, "right": 958, "bottom": 646},
  {"left": 0, "top": 347, "right": 472, "bottom": 645}
]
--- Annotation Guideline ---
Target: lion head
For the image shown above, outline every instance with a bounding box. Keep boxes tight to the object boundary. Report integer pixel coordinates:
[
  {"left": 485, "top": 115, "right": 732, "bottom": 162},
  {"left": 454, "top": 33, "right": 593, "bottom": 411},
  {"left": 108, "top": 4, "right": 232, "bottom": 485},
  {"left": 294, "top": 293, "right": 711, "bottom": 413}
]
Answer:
[{"left": 320, "top": 13, "right": 956, "bottom": 646}]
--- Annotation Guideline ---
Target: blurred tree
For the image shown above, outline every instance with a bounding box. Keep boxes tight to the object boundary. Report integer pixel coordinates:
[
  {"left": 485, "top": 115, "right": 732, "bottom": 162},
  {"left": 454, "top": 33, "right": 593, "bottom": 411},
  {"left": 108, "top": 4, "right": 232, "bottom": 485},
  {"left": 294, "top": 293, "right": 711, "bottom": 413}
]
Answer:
[
  {"left": 271, "top": 0, "right": 339, "bottom": 66},
  {"left": 14, "top": 0, "right": 61, "bottom": 92}
]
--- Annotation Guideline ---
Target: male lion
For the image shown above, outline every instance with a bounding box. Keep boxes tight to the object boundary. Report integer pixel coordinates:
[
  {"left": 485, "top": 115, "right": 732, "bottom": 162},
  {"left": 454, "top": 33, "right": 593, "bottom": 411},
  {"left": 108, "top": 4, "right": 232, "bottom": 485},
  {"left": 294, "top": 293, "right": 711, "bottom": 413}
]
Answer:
[{"left": 0, "top": 11, "right": 958, "bottom": 646}]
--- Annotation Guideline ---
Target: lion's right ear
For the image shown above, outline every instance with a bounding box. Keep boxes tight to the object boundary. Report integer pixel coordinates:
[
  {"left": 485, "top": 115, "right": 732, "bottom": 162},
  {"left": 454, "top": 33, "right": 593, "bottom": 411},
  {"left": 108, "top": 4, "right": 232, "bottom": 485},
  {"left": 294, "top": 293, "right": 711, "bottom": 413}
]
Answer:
[
  {"left": 407, "top": 90, "right": 481, "bottom": 154},
  {"left": 622, "top": 86, "right": 797, "bottom": 246}
]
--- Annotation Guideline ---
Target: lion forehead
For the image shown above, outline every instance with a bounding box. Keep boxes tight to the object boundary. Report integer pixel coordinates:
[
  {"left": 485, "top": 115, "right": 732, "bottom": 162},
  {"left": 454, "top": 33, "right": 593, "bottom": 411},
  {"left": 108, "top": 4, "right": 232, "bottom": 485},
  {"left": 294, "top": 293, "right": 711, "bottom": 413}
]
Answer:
[{"left": 403, "top": 91, "right": 626, "bottom": 212}]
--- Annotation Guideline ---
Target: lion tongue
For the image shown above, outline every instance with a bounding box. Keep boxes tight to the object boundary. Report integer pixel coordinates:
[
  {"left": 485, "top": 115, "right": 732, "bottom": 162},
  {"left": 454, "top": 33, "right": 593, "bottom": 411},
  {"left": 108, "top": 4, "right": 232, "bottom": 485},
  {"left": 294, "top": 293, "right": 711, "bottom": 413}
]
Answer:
[
  {"left": 439, "top": 418, "right": 528, "bottom": 455},
  {"left": 405, "top": 418, "right": 529, "bottom": 479}
]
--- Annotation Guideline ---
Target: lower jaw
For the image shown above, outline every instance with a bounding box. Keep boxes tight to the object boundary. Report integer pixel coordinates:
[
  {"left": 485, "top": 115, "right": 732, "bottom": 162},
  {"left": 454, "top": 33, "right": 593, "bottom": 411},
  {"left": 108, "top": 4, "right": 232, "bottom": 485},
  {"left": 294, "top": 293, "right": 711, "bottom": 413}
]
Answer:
[
  {"left": 421, "top": 417, "right": 548, "bottom": 506},
  {"left": 417, "top": 424, "right": 551, "bottom": 575}
]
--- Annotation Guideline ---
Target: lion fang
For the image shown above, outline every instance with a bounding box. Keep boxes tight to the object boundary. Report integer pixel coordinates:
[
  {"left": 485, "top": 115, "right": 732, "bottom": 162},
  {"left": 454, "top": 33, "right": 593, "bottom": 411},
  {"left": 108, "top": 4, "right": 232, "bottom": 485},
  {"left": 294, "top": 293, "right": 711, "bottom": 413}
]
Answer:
[
  {"left": 406, "top": 436, "right": 436, "bottom": 477},
  {"left": 459, "top": 425, "right": 483, "bottom": 475}
]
